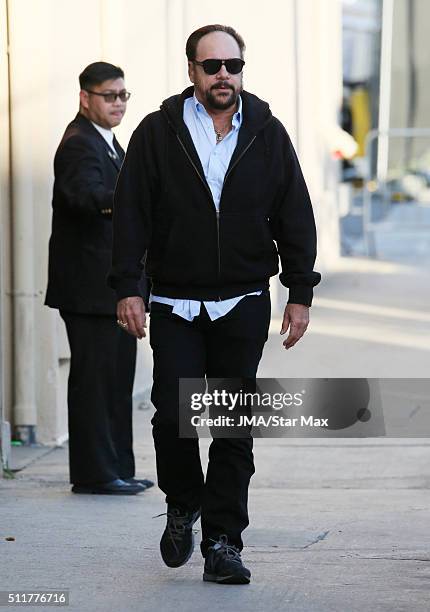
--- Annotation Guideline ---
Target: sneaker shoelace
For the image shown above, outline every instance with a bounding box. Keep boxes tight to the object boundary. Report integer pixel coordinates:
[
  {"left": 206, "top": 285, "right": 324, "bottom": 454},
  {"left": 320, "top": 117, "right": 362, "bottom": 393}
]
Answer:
[
  {"left": 153, "top": 509, "right": 196, "bottom": 545},
  {"left": 209, "top": 534, "right": 242, "bottom": 564}
]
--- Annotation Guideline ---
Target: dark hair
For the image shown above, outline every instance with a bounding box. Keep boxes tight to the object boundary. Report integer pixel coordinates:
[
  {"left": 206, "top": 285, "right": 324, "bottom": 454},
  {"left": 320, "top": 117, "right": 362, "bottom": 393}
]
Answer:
[
  {"left": 79, "top": 61, "right": 124, "bottom": 90},
  {"left": 186, "top": 25, "right": 245, "bottom": 61}
]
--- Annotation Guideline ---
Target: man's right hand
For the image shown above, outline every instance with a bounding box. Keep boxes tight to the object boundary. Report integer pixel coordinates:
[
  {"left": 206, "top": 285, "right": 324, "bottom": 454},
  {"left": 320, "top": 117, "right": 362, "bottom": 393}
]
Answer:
[{"left": 117, "top": 296, "right": 147, "bottom": 339}]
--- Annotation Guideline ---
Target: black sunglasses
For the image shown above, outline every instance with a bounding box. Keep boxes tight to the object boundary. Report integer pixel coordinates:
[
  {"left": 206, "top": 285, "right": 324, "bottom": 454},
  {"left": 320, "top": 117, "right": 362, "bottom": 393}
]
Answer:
[
  {"left": 193, "top": 58, "right": 245, "bottom": 75},
  {"left": 85, "top": 90, "right": 131, "bottom": 103}
]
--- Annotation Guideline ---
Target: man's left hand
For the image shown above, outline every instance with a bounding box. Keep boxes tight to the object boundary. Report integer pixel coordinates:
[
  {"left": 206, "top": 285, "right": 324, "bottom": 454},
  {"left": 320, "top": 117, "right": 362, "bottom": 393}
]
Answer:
[{"left": 280, "top": 303, "right": 310, "bottom": 350}]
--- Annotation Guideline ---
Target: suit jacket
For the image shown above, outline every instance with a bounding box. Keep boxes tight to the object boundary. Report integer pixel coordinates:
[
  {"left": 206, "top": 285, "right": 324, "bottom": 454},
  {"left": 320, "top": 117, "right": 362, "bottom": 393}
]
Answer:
[{"left": 45, "top": 113, "right": 148, "bottom": 314}]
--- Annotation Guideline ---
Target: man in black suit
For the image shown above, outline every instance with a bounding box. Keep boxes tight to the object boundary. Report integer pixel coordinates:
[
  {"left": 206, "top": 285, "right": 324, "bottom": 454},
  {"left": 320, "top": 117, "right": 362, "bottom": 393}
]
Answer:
[{"left": 45, "top": 62, "right": 153, "bottom": 495}]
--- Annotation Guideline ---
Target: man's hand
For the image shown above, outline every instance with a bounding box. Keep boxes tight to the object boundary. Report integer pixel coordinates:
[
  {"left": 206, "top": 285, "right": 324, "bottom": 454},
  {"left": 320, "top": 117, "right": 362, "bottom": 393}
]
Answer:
[
  {"left": 117, "top": 296, "right": 147, "bottom": 339},
  {"left": 280, "top": 303, "right": 309, "bottom": 350}
]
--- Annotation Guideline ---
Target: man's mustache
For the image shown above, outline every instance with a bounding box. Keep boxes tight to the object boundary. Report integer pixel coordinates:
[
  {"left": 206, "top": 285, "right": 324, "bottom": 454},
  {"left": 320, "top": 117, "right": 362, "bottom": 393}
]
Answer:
[{"left": 211, "top": 83, "right": 235, "bottom": 91}]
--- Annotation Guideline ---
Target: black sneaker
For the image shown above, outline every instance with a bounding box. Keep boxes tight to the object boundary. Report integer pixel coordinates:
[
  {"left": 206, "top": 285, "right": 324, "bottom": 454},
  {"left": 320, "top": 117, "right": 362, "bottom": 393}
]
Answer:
[
  {"left": 203, "top": 535, "right": 251, "bottom": 584},
  {"left": 159, "top": 506, "right": 201, "bottom": 568}
]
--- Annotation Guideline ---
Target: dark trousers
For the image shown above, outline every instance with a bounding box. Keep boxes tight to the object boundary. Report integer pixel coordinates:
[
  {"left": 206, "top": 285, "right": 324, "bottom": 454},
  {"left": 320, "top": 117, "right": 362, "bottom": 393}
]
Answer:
[
  {"left": 149, "top": 291, "right": 271, "bottom": 555},
  {"left": 60, "top": 311, "right": 137, "bottom": 485}
]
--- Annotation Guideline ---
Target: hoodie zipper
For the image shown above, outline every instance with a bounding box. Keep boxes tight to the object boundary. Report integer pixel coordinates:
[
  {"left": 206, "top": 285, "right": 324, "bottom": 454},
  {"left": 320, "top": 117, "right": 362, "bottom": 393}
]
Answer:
[
  {"left": 215, "top": 210, "right": 221, "bottom": 296},
  {"left": 176, "top": 132, "right": 258, "bottom": 301},
  {"left": 176, "top": 135, "right": 213, "bottom": 201},
  {"left": 222, "top": 135, "right": 257, "bottom": 186},
  {"left": 176, "top": 134, "right": 223, "bottom": 299}
]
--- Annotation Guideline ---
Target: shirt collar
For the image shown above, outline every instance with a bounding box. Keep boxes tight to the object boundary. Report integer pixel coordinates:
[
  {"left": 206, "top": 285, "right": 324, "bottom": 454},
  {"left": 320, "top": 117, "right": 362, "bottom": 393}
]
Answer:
[
  {"left": 192, "top": 92, "right": 242, "bottom": 129},
  {"left": 91, "top": 121, "right": 114, "bottom": 145}
]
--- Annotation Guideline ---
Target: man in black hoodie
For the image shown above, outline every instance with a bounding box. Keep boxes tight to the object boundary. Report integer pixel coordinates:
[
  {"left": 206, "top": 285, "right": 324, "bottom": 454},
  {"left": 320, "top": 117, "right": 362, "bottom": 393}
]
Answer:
[{"left": 108, "top": 25, "right": 321, "bottom": 584}]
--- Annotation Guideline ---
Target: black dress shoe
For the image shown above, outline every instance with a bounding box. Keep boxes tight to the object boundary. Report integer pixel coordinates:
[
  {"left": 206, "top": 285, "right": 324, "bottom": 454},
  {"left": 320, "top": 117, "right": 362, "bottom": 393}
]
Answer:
[
  {"left": 124, "top": 477, "right": 154, "bottom": 489},
  {"left": 159, "top": 505, "right": 201, "bottom": 567},
  {"left": 71, "top": 478, "right": 145, "bottom": 495},
  {"left": 203, "top": 535, "right": 251, "bottom": 584}
]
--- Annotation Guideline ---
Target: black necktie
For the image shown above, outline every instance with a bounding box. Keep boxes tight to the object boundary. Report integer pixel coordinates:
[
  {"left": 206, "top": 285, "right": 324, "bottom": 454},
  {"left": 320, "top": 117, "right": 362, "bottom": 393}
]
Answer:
[{"left": 113, "top": 135, "right": 125, "bottom": 161}]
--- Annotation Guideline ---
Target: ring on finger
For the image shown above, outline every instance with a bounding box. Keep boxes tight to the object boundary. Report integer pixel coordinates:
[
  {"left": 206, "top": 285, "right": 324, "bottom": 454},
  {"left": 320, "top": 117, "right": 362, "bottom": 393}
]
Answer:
[{"left": 117, "top": 319, "right": 128, "bottom": 328}]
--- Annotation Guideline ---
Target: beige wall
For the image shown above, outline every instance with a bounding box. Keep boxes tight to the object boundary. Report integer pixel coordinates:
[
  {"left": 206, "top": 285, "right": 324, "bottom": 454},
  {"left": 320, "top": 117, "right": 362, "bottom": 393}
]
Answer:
[
  {"left": 3, "top": 0, "right": 342, "bottom": 444},
  {"left": 0, "top": 0, "right": 13, "bottom": 431}
]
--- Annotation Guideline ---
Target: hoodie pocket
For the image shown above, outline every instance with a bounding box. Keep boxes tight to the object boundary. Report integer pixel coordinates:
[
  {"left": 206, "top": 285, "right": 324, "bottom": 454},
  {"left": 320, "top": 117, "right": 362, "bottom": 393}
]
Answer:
[
  {"left": 220, "top": 212, "right": 278, "bottom": 281},
  {"left": 221, "top": 213, "right": 275, "bottom": 258},
  {"left": 154, "top": 214, "right": 219, "bottom": 284}
]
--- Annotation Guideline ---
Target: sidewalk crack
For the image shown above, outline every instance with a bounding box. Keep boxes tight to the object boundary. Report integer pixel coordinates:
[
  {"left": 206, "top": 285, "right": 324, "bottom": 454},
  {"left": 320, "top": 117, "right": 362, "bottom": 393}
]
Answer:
[
  {"left": 302, "top": 530, "right": 330, "bottom": 548},
  {"left": 356, "top": 555, "right": 430, "bottom": 562}
]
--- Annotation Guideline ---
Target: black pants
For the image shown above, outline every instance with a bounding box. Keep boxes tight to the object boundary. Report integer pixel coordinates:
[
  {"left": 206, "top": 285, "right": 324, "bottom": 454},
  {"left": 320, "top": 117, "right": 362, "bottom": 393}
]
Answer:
[
  {"left": 149, "top": 292, "right": 271, "bottom": 555},
  {"left": 60, "top": 311, "right": 137, "bottom": 485}
]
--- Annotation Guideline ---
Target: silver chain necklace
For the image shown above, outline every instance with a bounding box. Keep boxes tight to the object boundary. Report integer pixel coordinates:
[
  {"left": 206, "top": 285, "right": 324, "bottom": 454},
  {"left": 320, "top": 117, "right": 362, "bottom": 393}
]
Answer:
[{"left": 214, "top": 123, "right": 231, "bottom": 143}]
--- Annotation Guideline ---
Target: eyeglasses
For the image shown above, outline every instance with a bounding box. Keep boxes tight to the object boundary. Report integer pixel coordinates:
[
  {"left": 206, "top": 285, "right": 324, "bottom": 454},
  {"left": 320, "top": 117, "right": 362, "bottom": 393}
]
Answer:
[
  {"left": 193, "top": 58, "right": 245, "bottom": 75},
  {"left": 85, "top": 90, "right": 131, "bottom": 103}
]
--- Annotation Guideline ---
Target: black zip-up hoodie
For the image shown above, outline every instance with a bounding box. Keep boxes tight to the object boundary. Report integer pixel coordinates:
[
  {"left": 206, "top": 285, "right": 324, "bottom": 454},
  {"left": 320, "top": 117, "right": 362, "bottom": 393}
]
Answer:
[{"left": 108, "top": 86, "right": 321, "bottom": 305}]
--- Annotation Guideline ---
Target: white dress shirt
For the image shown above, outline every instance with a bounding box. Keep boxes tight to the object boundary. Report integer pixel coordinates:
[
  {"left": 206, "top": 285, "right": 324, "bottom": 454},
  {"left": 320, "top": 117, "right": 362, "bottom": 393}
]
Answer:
[{"left": 90, "top": 121, "right": 118, "bottom": 156}]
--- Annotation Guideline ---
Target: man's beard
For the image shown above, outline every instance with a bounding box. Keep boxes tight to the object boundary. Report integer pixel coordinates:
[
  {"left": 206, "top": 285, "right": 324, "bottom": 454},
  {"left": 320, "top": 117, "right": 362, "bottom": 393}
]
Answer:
[{"left": 205, "top": 82, "right": 241, "bottom": 110}]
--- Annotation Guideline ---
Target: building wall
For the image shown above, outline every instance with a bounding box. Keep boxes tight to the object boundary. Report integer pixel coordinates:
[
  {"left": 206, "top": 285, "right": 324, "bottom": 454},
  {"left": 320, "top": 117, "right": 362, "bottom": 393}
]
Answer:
[
  {"left": 389, "top": 0, "right": 430, "bottom": 170},
  {"left": 0, "top": 0, "right": 13, "bottom": 436},
  {"left": 2, "top": 0, "right": 342, "bottom": 444}
]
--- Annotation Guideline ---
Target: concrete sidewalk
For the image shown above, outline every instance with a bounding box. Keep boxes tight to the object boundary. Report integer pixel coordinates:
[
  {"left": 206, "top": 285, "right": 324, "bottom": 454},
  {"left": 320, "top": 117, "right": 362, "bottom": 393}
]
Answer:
[
  {"left": 1, "top": 257, "right": 430, "bottom": 611},
  {"left": 264, "top": 256, "right": 430, "bottom": 378}
]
